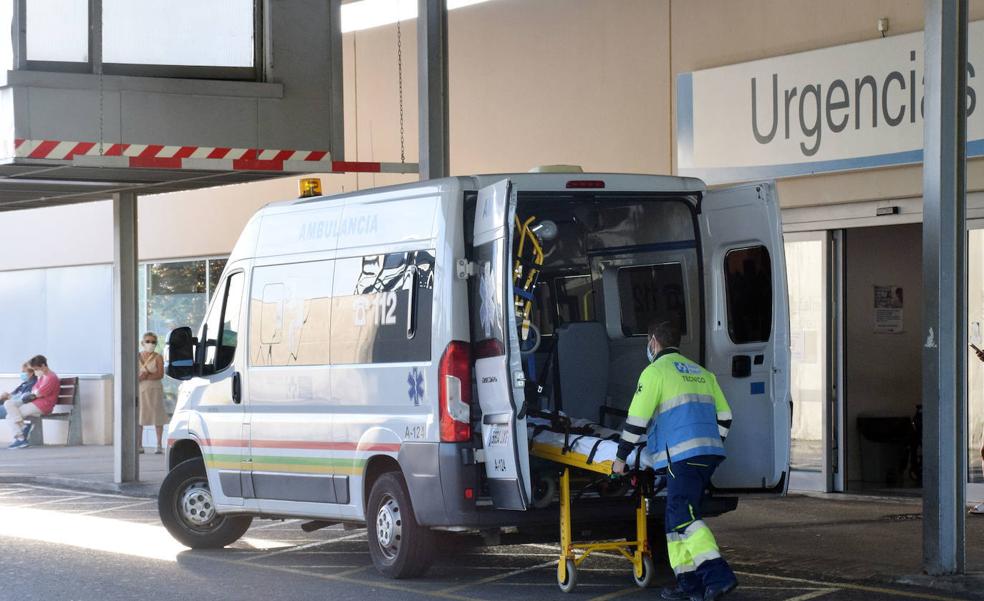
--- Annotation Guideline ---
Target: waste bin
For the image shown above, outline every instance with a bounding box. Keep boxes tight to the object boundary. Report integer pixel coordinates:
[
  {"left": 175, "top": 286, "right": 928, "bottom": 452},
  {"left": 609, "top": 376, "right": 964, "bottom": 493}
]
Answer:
[{"left": 856, "top": 416, "right": 913, "bottom": 486}]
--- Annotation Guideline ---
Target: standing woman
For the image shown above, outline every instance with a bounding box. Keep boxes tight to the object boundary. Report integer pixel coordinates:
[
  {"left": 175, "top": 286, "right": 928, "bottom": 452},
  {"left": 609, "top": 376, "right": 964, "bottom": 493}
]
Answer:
[{"left": 138, "top": 332, "right": 167, "bottom": 454}]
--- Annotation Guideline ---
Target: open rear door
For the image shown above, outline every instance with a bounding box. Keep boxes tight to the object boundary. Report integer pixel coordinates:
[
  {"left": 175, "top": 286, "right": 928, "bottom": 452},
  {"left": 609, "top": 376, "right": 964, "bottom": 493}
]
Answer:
[
  {"left": 699, "top": 182, "right": 791, "bottom": 491},
  {"left": 470, "top": 179, "right": 532, "bottom": 510}
]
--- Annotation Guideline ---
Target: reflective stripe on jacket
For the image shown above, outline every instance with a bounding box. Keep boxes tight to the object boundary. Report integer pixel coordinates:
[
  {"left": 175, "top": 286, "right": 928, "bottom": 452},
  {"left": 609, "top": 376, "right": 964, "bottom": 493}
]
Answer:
[{"left": 626, "top": 352, "right": 731, "bottom": 470}]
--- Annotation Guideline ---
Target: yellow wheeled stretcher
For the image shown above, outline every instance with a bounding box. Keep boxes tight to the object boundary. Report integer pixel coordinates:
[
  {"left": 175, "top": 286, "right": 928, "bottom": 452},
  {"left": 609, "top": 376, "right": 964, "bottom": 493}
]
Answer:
[{"left": 531, "top": 441, "right": 657, "bottom": 593}]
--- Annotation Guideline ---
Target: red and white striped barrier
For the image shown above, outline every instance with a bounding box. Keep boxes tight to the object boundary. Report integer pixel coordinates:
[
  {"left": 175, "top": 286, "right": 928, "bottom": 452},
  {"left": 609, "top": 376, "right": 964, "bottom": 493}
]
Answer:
[{"left": 9, "top": 138, "right": 416, "bottom": 174}]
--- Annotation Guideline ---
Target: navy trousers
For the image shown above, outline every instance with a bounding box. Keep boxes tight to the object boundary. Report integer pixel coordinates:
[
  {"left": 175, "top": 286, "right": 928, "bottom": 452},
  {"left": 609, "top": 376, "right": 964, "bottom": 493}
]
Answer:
[{"left": 664, "top": 455, "right": 737, "bottom": 595}]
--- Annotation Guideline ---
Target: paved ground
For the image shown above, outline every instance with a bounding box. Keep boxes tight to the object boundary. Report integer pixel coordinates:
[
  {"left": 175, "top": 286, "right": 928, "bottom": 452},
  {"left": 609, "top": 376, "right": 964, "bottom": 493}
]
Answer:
[
  {"left": 2, "top": 482, "right": 983, "bottom": 601},
  {"left": 0, "top": 444, "right": 165, "bottom": 496}
]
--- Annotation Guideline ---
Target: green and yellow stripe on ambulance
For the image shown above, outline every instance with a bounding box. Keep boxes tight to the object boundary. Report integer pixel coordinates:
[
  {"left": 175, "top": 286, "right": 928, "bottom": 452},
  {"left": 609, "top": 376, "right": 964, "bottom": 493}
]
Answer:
[{"left": 199, "top": 438, "right": 400, "bottom": 477}]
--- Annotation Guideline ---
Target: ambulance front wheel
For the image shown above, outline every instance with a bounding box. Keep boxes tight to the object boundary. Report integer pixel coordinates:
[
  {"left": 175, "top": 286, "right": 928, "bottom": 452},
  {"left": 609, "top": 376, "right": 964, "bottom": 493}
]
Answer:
[
  {"left": 558, "top": 559, "right": 578, "bottom": 593},
  {"left": 158, "top": 457, "right": 253, "bottom": 549},
  {"left": 367, "top": 471, "right": 435, "bottom": 579},
  {"left": 633, "top": 554, "right": 655, "bottom": 588}
]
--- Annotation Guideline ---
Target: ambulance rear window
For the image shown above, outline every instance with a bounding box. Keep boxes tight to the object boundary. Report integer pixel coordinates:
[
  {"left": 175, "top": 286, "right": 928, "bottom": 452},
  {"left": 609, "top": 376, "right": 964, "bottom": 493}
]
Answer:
[{"left": 724, "top": 246, "right": 772, "bottom": 344}]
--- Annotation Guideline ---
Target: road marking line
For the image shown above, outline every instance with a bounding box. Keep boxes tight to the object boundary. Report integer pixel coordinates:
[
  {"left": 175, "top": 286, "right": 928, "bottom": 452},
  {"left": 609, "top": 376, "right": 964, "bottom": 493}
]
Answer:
[
  {"left": 252, "top": 519, "right": 301, "bottom": 530},
  {"left": 734, "top": 570, "right": 968, "bottom": 601},
  {"left": 77, "top": 501, "right": 154, "bottom": 515},
  {"left": 585, "top": 586, "right": 642, "bottom": 601},
  {"left": 13, "top": 484, "right": 138, "bottom": 500},
  {"left": 27, "top": 494, "right": 91, "bottom": 506},
  {"left": 240, "top": 531, "right": 366, "bottom": 562},
  {"left": 783, "top": 589, "right": 840, "bottom": 601},
  {"left": 195, "top": 554, "right": 474, "bottom": 601},
  {"left": 435, "top": 560, "right": 557, "bottom": 593}
]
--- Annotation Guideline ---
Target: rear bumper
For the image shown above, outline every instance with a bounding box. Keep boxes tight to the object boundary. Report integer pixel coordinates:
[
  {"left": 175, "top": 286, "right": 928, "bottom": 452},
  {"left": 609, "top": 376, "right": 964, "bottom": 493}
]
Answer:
[{"left": 398, "top": 441, "right": 739, "bottom": 530}]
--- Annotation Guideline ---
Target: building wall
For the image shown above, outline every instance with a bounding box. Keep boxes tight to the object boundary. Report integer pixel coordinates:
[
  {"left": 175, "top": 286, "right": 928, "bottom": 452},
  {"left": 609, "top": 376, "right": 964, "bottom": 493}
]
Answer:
[{"left": 5, "top": 0, "right": 984, "bottom": 273}]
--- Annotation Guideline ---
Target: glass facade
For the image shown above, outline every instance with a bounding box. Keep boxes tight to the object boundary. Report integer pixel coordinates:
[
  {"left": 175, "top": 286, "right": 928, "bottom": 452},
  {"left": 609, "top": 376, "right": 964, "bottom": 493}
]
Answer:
[
  {"left": 103, "top": 0, "right": 255, "bottom": 67},
  {"left": 785, "top": 238, "right": 826, "bottom": 475},
  {"left": 138, "top": 257, "right": 228, "bottom": 414}
]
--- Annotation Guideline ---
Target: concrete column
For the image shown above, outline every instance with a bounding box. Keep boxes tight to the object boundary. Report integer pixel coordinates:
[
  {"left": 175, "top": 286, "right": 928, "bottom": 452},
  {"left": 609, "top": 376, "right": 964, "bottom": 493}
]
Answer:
[
  {"left": 417, "top": 0, "right": 449, "bottom": 179},
  {"left": 328, "top": 0, "right": 345, "bottom": 161},
  {"left": 113, "top": 192, "right": 139, "bottom": 483},
  {"left": 921, "top": 0, "right": 968, "bottom": 575}
]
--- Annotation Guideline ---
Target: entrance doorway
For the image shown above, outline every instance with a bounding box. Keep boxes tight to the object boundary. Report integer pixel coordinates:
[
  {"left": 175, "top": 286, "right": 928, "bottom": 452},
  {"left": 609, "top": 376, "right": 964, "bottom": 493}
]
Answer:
[
  {"left": 785, "top": 231, "right": 843, "bottom": 492},
  {"left": 843, "top": 224, "right": 923, "bottom": 493},
  {"left": 966, "top": 227, "right": 984, "bottom": 502}
]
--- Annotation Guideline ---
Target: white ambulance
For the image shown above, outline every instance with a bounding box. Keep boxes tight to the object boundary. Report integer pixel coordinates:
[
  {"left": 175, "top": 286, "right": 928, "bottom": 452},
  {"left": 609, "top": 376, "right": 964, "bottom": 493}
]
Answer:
[{"left": 158, "top": 171, "right": 791, "bottom": 578}]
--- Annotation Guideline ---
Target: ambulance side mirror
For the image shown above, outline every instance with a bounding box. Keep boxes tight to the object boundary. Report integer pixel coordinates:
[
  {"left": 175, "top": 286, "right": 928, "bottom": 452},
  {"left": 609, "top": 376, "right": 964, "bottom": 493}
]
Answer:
[{"left": 165, "top": 327, "right": 198, "bottom": 381}]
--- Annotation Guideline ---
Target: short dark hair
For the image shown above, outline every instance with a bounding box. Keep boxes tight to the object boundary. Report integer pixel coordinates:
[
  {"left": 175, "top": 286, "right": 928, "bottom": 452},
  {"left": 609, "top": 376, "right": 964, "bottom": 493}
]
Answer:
[
  {"left": 27, "top": 355, "right": 48, "bottom": 369},
  {"left": 647, "top": 320, "right": 681, "bottom": 349}
]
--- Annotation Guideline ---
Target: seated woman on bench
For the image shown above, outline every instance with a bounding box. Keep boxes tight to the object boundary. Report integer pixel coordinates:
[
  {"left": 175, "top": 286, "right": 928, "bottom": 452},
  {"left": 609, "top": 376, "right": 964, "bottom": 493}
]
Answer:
[
  {"left": 0, "top": 361, "right": 37, "bottom": 419},
  {"left": 5, "top": 355, "right": 58, "bottom": 449}
]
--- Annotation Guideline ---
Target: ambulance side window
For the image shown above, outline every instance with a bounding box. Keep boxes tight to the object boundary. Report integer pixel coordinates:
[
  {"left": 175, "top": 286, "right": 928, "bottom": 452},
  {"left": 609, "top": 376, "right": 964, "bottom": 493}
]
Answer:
[
  {"left": 331, "top": 250, "right": 434, "bottom": 364},
  {"left": 248, "top": 262, "right": 333, "bottom": 366},
  {"left": 723, "top": 246, "right": 772, "bottom": 344},
  {"left": 201, "top": 271, "right": 244, "bottom": 374}
]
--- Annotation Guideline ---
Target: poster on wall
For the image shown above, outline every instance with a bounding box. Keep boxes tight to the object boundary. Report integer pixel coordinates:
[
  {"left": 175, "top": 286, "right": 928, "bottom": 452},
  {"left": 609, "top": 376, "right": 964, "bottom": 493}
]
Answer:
[{"left": 874, "top": 285, "right": 904, "bottom": 334}]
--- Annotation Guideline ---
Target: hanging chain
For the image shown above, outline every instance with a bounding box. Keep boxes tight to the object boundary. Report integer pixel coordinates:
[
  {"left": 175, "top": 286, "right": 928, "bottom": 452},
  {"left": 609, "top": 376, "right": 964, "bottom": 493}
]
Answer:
[
  {"left": 396, "top": 6, "right": 406, "bottom": 164},
  {"left": 98, "top": 70, "right": 105, "bottom": 155}
]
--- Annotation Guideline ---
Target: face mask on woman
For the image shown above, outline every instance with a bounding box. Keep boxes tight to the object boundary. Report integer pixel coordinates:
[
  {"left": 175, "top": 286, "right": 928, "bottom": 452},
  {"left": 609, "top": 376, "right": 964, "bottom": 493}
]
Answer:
[
  {"left": 19, "top": 372, "right": 29, "bottom": 382},
  {"left": 142, "top": 342, "right": 156, "bottom": 353}
]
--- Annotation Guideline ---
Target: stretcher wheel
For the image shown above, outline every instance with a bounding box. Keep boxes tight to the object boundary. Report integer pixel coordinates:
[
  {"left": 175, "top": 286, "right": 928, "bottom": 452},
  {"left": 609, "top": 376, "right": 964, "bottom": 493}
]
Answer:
[
  {"left": 633, "top": 554, "right": 655, "bottom": 588},
  {"left": 558, "top": 559, "right": 578, "bottom": 593}
]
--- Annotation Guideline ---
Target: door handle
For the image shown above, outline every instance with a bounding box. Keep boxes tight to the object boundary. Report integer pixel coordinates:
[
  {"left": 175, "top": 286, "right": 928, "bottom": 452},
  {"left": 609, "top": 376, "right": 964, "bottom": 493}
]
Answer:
[{"left": 232, "top": 372, "right": 242, "bottom": 405}]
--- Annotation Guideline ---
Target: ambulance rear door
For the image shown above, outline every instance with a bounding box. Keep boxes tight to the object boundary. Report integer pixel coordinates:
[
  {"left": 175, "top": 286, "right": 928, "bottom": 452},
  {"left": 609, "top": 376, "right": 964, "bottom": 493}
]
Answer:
[
  {"left": 469, "top": 179, "right": 532, "bottom": 510},
  {"left": 698, "top": 181, "right": 791, "bottom": 491}
]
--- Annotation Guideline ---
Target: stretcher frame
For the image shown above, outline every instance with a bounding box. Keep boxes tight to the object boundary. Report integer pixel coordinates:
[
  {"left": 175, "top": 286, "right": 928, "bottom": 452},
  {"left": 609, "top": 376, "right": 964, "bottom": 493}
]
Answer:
[{"left": 530, "top": 442, "right": 655, "bottom": 593}]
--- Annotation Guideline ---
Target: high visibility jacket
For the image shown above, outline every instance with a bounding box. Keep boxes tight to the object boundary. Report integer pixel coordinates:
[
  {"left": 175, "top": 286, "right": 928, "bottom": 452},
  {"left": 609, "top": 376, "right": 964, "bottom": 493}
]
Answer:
[{"left": 618, "top": 350, "right": 732, "bottom": 470}]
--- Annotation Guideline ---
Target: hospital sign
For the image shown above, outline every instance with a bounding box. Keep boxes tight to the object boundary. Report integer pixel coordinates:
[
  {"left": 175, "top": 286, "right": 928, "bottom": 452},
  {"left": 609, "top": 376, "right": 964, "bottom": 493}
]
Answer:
[{"left": 677, "top": 20, "right": 984, "bottom": 184}]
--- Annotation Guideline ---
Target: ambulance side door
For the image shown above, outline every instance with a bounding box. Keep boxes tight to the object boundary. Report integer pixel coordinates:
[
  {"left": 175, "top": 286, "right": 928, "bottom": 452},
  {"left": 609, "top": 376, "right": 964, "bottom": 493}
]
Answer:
[
  {"left": 699, "top": 182, "right": 791, "bottom": 490},
  {"left": 470, "top": 179, "right": 532, "bottom": 510}
]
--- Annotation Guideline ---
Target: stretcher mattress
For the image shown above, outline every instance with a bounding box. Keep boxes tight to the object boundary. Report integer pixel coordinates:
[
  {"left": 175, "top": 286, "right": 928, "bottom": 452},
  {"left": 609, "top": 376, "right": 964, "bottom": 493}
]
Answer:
[{"left": 527, "top": 413, "right": 655, "bottom": 471}]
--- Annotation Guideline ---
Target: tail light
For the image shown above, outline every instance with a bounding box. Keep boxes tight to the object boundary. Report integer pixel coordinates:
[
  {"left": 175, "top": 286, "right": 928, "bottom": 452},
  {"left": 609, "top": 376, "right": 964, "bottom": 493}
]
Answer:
[
  {"left": 439, "top": 341, "right": 472, "bottom": 442},
  {"left": 566, "top": 179, "right": 605, "bottom": 189}
]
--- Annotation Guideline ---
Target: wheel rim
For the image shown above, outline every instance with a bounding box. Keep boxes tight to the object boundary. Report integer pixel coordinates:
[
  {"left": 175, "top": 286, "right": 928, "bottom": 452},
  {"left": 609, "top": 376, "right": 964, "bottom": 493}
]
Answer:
[
  {"left": 375, "top": 494, "right": 403, "bottom": 560},
  {"left": 177, "top": 478, "right": 220, "bottom": 531}
]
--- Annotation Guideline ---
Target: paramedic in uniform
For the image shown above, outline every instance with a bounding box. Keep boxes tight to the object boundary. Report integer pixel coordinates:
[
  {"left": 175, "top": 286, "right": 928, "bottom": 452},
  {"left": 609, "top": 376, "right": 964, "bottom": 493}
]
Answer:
[{"left": 612, "top": 321, "right": 737, "bottom": 601}]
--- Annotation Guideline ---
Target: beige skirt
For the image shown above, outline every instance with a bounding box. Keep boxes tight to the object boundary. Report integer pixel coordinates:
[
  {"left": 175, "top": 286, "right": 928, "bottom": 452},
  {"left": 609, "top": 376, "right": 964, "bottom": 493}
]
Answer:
[{"left": 139, "top": 381, "right": 167, "bottom": 426}]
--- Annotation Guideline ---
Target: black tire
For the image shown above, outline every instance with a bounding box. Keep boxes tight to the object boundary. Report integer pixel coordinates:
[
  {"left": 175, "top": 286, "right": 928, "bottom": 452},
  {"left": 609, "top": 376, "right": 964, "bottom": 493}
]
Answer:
[
  {"left": 158, "top": 457, "right": 252, "bottom": 549},
  {"left": 366, "top": 471, "right": 435, "bottom": 578}
]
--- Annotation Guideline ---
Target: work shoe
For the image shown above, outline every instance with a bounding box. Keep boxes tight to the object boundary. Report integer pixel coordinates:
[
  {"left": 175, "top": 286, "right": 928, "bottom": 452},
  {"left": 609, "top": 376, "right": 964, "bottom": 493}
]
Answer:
[
  {"left": 660, "top": 586, "right": 695, "bottom": 601},
  {"left": 21, "top": 421, "right": 33, "bottom": 440},
  {"left": 8, "top": 438, "right": 29, "bottom": 449},
  {"left": 703, "top": 581, "right": 738, "bottom": 601}
]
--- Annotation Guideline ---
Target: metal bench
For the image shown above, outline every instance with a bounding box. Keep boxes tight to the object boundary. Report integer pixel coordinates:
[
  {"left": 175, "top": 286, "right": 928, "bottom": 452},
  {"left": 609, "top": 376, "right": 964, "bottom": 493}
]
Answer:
[{"left": 26, "top": 377, "right": 82, "bottom": 446}]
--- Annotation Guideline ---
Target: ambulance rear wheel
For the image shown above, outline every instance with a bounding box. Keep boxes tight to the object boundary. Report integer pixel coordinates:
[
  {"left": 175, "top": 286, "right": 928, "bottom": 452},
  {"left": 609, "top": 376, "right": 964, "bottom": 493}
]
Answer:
[
  {"left": 367, "top": 471, "right": 435, "bottom": 578},
  {"left": 633, "top": 554, "right": 655, "bottom": 588},
  {"left": 158, "top": 457, "right": 252, "bottom": 549},
  {"left": 558, "top": 559, "right": 578, "bottom": 592}
]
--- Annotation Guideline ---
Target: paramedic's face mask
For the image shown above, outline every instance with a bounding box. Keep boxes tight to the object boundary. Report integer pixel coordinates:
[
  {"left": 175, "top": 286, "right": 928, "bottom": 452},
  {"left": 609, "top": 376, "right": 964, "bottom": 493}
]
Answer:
[{"left": 646, "top": 336, "right": 658, "bottom": 363}]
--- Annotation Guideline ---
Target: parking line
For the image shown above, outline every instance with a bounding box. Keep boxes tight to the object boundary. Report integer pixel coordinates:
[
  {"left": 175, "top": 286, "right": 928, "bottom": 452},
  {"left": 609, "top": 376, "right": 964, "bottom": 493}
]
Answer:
[
  {"left": 251, "top": 519, "right": 301, "bottom": 530},
  {"left": 783, "top": 590, "right": 840, "bottom": 601},
  {"left": 240, "top": 531, "right": 367, "bottom": 562},
  {"left": 77, "top": 501, "right": 154, "bottom": 516},
  {"left": 734, "top": 570, "right": 968, "bottom": 601},
  {"left": 585, "top": 586, "right": 641, "bottom": 601},
  {"left": 435, "top": 560, "right": 557, "bottom": 593},
  {"left": 28, "top": 494, "right": 91, "bottom": 506},
  {"left": 195, "top": 555, "right": 475, "bottom": 601}
]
